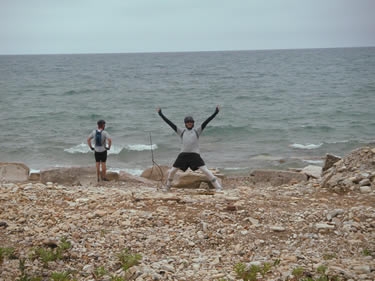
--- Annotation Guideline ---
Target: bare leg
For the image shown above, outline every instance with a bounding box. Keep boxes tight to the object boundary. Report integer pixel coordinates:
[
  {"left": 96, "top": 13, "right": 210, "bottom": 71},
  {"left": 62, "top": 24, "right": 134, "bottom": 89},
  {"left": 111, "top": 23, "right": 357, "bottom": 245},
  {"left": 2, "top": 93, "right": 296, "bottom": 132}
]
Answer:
[
  {"left": 199, "top": 165, "right": 222, "bottom": 191},
  {"left": 96, "top": 162, "right": 101, "bottom": 181},
  {"left": 101, "top": 162, "right": 107, "bottom": 180}
]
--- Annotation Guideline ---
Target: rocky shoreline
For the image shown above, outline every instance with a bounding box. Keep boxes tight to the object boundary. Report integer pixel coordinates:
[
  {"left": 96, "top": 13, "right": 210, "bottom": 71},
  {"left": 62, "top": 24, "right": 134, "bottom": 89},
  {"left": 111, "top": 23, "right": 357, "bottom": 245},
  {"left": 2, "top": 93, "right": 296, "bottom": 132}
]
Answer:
[{"left": 1, "top": 147, "right": 374, "bottom": 280}]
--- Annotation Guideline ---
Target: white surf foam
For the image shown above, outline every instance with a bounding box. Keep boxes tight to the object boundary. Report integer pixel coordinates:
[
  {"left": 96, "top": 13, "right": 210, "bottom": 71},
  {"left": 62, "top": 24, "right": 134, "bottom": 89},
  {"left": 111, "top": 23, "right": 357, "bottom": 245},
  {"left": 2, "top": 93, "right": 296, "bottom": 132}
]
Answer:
[
  {"left": 108, "top": 168, "right": 143, "bottom": 176},
  {"left": 64, "top": 143, "right": 89, "bottom": 153},
  {"left": 64, "top": 143, "right": 123, "bottom": 154},
  {"left": 303, "top": 159, "right": 324, "bottom": 165},
  {"left": 290, "top": 143, "right": 323, "bottom": 150},
  {"left": 126, "top": 144, "right": 158, "bottom": 151}
]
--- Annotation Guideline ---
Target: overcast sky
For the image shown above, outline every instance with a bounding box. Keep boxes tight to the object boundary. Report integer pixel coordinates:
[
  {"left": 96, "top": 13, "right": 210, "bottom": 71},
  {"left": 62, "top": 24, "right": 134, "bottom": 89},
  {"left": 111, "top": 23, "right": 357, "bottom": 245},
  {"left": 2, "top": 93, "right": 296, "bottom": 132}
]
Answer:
[{"left": 0, "top": 0, "right": 374, "bottom": 55}]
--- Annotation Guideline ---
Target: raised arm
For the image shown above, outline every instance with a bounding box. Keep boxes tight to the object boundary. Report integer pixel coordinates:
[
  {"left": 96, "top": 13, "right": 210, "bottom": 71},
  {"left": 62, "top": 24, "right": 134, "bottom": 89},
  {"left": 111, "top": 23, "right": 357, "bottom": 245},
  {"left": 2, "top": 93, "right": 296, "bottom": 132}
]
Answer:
[
  {"left": 157, "top": 108, "right": 177, "bottom": 132},
  {"left": 201, "top": 106, "right": 220, "bottom": 130}
]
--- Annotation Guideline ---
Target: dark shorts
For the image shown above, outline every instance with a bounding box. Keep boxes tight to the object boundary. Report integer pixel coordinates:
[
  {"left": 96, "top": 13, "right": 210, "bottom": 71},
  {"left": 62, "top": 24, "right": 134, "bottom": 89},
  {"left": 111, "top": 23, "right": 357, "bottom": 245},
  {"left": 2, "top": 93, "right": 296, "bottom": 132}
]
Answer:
[
  {"left": 95, "top": 151, "right": 107, "bottom": 163},
  {"left": 173, "top": 152, "right": 205, "bottom": 172}
]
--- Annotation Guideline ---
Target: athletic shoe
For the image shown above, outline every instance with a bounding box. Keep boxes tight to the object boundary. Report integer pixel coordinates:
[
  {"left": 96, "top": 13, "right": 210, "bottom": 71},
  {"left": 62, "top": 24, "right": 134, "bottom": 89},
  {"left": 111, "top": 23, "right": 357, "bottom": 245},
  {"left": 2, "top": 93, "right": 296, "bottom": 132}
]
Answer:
[
  {"left": 162, "top": 185, "right": 170, "bottom": 192},
  {"left": 215, "top": 187, "right": 223, "bottom": 193}
]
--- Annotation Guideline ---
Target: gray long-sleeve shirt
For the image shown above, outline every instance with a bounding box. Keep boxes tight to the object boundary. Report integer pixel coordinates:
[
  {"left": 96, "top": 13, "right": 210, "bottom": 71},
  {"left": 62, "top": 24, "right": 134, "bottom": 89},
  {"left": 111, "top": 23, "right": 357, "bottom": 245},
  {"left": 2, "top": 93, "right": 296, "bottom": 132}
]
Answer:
[
  {"left": 158, "top": 108, "right": 219, "bottom": 154},
  {"left": 176, "top": 126, "right": 202, "bottom": 153}
]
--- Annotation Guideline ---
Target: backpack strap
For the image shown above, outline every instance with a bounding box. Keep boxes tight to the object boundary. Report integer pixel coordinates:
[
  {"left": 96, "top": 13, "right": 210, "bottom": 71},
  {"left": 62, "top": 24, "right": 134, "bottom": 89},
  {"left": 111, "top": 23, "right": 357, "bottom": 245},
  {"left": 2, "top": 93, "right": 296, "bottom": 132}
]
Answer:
[{"left": 194, "top": 129, "right": 199, "bottom": 138}]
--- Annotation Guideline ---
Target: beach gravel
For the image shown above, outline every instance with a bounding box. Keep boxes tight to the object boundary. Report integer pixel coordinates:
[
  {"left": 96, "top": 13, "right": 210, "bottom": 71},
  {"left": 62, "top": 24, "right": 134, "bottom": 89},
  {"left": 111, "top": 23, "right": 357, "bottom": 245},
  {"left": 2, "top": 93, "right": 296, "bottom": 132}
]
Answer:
[
  {"left": 1, "top": 176, "right": 374, "bottom": 280},
  {"left": 1, "top": 146, "right": 375, "bottom": 280}
]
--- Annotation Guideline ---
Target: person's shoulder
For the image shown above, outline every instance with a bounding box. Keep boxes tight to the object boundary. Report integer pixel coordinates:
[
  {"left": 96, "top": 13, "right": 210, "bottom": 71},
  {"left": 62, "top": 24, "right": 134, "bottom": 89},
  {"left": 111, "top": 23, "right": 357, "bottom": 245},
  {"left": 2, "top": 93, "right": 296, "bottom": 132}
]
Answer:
[{"left": 177, "top": 127, "right": 184, "bottom": 135}]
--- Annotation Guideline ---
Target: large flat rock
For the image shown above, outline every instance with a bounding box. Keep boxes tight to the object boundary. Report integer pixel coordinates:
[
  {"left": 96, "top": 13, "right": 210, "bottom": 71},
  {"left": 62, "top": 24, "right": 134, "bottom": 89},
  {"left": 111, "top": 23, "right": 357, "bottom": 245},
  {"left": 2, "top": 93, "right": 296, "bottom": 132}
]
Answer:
[
  {"left": 171, "top": 169, "right": 223, "bottom": 189},
  {"left": 119, "top": 171, "right": 157, "bottom": 185},
  {"left": 249, "top": 169, "right": 307, "bottom": 186},
  {"left": 40, "top": 166, "right": 97, "bottom": 185},
  {"left": 141, "top": 165, "right": 169, "bottom": 181},
  {"left": 0, "top": 162, "right": 30, "bottom": 182},
  {"left": 301, "top": 165, "right": 322, "bottom": 179},
  {"left": 142, "top": 166, "right": 223, "bottom": 189}
]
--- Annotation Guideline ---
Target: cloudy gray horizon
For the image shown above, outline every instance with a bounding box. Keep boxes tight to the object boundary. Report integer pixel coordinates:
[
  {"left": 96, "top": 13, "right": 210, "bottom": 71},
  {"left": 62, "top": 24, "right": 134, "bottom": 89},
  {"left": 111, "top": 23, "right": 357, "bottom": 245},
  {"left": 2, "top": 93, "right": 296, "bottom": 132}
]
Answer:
[{"left": 1, "top": 0, "right": 374, "bottom": 55}]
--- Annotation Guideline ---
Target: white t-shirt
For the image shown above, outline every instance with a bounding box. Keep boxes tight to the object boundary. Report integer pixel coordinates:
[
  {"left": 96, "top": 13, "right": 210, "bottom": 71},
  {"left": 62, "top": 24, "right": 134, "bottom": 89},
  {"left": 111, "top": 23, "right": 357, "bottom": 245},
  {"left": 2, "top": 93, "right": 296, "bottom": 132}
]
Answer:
[{"left": 88, "top": 129, "right": 111, "bottom": 152}]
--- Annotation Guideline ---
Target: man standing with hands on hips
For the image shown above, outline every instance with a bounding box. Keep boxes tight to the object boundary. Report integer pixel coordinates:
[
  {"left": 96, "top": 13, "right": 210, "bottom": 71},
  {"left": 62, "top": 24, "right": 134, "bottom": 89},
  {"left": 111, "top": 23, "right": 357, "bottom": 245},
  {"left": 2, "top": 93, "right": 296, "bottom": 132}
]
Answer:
[
  {"left": 157, "top": 105, "right": 223, "bottom": 192},
  {"left": 87, "top": 119, "right": 112, "bottom": 182}
]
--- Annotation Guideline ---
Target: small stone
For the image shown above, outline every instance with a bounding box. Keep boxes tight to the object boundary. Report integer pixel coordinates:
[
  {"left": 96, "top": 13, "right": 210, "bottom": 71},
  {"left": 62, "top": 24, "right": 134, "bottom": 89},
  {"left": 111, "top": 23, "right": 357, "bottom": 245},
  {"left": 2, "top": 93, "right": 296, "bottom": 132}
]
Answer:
[
  {"left": 359, "top": 186, "right": 372, "bottom": 193},
  {"left": 82, "top": 264, "right": 94, "bottom": 272},
  {"left": 0, "top": 221, "right": 8, "bottom": 228},
  {"left": 327, "top": 209, "right": 344, "bottom": 220},
  {"left": 188, "top": 241, "right": 195, "bottom": 247},
  {"left": 42, "top": 239, "right": 58, "bottom": 248},
  {"left": 359, "top": 179, "right": 370, "bottom": 186},
  {"left": 352, "top": 265, "right": 371, "bottom": 274},
  {"left": 18, "top": 217, "right": 26, "bottom": 223},
  {"left": 94, "top": 210, "right": 107, "bottom": 217},
  {"left": 270, "top": 226, "right": 286, "bottom": 232},
  {"left": 315, "top": 223, "right": 335, "bottom": 230},
  {"left": 244, "top": 217, "right": 260, "bottom": 226}
]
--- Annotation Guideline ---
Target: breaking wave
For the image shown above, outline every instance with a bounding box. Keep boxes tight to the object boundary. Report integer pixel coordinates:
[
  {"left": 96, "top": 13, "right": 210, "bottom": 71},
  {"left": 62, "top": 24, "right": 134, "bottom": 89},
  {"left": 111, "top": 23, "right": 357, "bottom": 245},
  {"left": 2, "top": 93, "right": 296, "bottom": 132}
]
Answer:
[
  {"left": 64, "top": 143, "right": 158, "bottom": 154},
  {"left": 289, "top": 143, "right": 323, "bottom": 150}
]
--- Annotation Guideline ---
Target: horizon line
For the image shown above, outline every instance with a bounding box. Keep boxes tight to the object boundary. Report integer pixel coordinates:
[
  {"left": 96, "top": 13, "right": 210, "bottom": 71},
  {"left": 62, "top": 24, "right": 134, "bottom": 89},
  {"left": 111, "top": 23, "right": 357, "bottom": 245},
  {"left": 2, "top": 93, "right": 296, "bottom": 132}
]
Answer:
[{"left": 0, "top": 45, "right": 374, "bottom": 56}]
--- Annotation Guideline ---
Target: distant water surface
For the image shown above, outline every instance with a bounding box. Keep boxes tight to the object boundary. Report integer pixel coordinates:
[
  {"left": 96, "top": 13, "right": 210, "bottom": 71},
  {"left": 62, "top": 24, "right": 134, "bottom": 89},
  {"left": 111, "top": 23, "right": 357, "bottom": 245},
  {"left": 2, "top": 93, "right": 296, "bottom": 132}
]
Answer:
[{"left": 0, "top": 47, "right": 374, "bottom": 175}]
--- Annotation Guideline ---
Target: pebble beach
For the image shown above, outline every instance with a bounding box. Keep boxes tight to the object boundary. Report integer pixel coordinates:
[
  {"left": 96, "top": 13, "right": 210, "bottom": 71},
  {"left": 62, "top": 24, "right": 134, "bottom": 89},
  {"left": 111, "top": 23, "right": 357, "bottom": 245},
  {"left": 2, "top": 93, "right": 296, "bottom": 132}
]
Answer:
[{"left": 1, "top": 147, "right": 375, "bottom": 281}]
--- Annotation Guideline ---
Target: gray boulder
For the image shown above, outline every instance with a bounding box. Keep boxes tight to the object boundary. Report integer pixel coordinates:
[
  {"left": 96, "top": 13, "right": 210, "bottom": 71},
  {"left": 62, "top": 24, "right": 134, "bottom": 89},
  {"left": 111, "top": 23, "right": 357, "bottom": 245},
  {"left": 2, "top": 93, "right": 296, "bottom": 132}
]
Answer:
[
  {"left": 322, "top": 153, "right": 342, "bottom": 172},
  {"left": 301, "top": 165, "right": 322, "bottom": 179}
]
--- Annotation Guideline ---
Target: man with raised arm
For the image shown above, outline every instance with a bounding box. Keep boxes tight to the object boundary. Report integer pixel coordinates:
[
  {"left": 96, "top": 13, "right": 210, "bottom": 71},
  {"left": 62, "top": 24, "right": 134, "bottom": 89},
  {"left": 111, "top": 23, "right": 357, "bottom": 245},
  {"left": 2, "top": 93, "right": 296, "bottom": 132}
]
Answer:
[{"left": 157, "top": 106, "right": 222, "bottom": 192}]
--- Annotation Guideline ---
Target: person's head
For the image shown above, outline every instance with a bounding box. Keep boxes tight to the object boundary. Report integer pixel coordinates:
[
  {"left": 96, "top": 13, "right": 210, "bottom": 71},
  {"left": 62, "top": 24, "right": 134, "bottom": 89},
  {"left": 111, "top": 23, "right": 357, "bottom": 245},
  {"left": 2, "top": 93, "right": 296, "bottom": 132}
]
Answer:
[
  {"left": 184, "top": 116, "right": 194, "bottom": 129},
  {"left": 97, "top": 119, "right": 106, "bottom": 129}
]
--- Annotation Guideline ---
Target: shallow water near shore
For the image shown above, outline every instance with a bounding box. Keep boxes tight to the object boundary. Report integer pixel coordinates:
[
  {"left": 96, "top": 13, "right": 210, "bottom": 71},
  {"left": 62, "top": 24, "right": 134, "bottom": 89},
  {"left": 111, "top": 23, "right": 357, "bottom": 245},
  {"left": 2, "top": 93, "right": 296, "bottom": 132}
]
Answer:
[{"left": 0, "top": 47, "right": 374, "bottom": 175}]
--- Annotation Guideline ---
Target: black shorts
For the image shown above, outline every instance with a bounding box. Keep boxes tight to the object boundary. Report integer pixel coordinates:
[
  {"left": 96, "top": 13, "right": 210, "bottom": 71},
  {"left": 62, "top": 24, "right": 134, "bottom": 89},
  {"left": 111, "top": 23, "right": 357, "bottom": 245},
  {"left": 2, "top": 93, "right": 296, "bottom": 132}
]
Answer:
[
  {"left": 95, "top": 151, "right": 107, "bottom": 163},
  {"left": 173, "top": 152, "right": 205, "bottom": 172}
]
